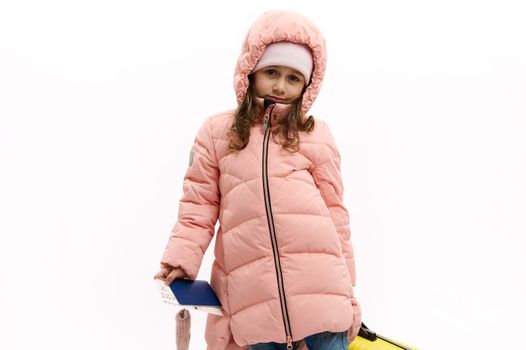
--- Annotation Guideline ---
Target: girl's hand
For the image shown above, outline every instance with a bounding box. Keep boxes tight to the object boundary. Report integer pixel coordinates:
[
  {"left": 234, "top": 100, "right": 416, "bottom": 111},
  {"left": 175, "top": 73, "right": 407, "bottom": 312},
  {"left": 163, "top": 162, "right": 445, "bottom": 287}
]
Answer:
[{"left": 153, "top": 265, "right": 188, "bottom": 286}]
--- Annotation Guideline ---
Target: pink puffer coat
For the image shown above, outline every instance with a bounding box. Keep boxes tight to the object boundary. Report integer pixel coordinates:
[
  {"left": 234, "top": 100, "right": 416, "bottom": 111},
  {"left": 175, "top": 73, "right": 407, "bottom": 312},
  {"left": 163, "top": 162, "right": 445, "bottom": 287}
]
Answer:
[{"left": 160, "top": 9, "right": 362, "bottom": 349}]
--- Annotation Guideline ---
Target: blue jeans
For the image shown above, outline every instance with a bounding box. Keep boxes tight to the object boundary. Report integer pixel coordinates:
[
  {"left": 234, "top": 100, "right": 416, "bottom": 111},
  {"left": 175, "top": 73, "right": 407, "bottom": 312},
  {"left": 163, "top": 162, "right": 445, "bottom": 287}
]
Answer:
[{"left": 247, "top": 330, "right": 348, "bottom": 350}]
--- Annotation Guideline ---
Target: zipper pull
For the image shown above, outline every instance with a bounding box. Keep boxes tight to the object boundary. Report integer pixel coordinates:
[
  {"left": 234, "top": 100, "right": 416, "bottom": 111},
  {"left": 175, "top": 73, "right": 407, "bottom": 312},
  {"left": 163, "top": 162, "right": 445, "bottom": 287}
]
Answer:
[
  {"left": 286, "top": 335, "right": 293, "bottom": 350},
  {"left": 261, "top": 99, "right": 275, "bottom": 132},
  {"left": 262, "top": 115, "right": 269, "bottom": 132}
]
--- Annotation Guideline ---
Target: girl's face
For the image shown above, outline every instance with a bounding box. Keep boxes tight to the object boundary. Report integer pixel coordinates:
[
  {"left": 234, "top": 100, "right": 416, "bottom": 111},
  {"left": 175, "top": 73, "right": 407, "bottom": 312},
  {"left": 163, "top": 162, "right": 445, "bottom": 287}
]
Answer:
[{"left": 252, "top": 65, "right": 306, "bottom": 107}]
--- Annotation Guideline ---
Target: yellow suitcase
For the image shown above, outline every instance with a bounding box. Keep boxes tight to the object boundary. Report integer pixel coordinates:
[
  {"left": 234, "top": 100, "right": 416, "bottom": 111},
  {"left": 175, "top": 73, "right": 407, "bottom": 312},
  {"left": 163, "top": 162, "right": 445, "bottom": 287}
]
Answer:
[{"left": 349, "top": 323, "right": 419, "bottom": 350}]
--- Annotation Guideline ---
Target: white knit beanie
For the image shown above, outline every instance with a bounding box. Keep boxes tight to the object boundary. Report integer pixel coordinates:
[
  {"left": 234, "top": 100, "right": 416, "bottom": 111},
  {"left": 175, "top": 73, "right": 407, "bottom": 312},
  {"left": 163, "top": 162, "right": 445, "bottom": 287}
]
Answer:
[{"left": 251, "top": 41, "right": 313, "bottom": 84}]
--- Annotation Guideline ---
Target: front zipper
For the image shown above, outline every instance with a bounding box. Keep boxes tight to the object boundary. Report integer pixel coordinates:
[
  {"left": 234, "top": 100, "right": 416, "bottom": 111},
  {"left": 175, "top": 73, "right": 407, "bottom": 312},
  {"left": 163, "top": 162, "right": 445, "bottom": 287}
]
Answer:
[{"left": 261, "top": 101, "right": 294, "bottom": 350}]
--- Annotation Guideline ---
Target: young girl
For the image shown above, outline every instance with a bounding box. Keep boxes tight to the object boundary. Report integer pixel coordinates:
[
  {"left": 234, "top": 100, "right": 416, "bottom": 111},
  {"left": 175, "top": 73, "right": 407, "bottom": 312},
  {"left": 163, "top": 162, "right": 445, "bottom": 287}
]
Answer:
[{"left": 154, "top": 9, "right": 362, "bottom": 350}]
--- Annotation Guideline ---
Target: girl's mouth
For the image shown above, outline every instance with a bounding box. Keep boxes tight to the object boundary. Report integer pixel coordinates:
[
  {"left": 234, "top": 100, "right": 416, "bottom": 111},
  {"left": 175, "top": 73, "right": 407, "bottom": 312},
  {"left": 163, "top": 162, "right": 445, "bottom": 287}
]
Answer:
[{"left": 267, "top": 96, "right": 286, "bottom": 103}]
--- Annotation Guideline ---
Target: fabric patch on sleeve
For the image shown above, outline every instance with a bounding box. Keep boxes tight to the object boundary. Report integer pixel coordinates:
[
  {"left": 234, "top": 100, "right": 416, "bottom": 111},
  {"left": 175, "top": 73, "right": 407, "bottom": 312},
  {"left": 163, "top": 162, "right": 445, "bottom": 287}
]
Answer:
[{"left": 189, "top": 149, "right": 194, "bottom": 167}]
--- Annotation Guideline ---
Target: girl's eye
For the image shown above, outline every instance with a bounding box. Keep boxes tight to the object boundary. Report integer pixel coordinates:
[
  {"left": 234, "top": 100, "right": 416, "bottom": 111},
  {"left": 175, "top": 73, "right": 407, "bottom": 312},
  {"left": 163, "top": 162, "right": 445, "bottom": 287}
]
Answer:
[
  {"left": 289, "top": 75, "right": 300, "bottom": 82},
  {"left": 266, "top": 69, "right": 277, "bottom": 76}
]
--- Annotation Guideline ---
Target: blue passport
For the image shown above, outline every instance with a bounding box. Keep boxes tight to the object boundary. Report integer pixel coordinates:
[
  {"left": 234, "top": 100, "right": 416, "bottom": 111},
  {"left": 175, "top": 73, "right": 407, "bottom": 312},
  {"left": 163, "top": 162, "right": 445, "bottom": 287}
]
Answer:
[{"left": 157, "top": 278, "right": 223, "bottom": 316}]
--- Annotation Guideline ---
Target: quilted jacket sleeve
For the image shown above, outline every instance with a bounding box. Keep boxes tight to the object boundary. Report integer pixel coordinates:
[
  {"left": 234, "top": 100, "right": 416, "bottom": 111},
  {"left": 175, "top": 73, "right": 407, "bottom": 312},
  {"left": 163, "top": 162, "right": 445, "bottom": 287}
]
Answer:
[
  {"left": 310, "top": 120, "right": 357, "bottom": 287},
  {"left": 160, "top": 116, "right": 220, "bottom": 280}
]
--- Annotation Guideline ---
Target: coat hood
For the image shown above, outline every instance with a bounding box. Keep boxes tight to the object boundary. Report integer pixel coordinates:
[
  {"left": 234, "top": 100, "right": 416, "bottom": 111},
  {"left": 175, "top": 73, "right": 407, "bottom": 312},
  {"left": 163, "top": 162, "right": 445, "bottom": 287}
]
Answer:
[{"left": 233, "top": 9, "right": 327, "bottom": 117}]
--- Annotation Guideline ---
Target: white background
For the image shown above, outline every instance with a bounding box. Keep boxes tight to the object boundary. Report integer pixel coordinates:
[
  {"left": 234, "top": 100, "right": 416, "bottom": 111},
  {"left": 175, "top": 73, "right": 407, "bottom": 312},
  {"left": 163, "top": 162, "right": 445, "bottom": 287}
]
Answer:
[{"left": 1, "top": 1, "right": 525, "bottom": 349}]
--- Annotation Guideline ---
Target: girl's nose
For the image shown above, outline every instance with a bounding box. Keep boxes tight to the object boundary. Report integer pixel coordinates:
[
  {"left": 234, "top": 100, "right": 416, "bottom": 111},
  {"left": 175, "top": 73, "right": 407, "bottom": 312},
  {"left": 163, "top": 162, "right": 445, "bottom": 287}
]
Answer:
[{"left": 273, "top": 81, "right": 285, "bottom": 95}]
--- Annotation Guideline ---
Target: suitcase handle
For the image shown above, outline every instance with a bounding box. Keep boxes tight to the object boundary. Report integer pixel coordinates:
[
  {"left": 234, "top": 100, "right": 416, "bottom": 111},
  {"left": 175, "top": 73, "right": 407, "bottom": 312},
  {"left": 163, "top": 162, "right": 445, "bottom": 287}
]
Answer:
[
  {"left": 358, "top": 322, "right": 377, "bottom": 341},
  {"left": 358, "top": 322, "right": 415, "bottom": 350}
]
